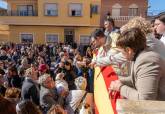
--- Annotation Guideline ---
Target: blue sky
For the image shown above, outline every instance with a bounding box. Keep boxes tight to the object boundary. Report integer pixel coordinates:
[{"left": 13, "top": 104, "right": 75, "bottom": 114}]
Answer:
[
  {"left": 148, "top": 0, "right": 165, "bottom": 15},
  {"left": 0, "top": 0, "right": 7, "bottom": 9},
  {"left": 0, "top": 0, "right": 165, "bottom": 15}
]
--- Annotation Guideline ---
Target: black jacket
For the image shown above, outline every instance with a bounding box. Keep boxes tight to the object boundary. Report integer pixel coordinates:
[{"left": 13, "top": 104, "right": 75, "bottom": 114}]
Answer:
[{"left": 21, "top": 78, "right": 40, "bottom": 105}]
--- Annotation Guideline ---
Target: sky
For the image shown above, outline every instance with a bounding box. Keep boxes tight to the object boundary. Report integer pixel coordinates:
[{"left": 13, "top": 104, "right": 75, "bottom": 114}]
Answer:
[
  {"left": 0, "top": 0, "right": 165, "bottom": 15},
  {"left": 148, "top": 0, "right": 165, "bottom": 15},
  {"left": 0, "top": 0, "right": 7, "bottom": 9}
]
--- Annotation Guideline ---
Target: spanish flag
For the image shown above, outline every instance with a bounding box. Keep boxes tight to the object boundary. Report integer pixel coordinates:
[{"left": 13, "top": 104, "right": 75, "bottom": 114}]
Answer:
[{"left": 94, "top": 61, "right": 121, "bottom": 114}]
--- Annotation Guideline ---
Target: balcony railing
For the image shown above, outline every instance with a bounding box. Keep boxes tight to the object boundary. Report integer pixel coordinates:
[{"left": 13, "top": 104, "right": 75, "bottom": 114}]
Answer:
[
  {"left": 111, "top": 16, "right": 136, "bottom": 21},
  {"left": 0, "top": 10, "right": 38, "bottom": 16}
]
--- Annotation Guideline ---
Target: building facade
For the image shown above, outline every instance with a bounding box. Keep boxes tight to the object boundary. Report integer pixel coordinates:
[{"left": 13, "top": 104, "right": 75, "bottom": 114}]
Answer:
[
  {"left": 101, "top": 0, "right": 148, "bottom": 27},
  {"left": 0, "top": 0, "right": 100, "bottom": 44},
  {"left": 0, "top": 0, "right": 148, "bottom": 44},
  {"left": 0, "top": 6, "right": 8, "bottom": 42}
]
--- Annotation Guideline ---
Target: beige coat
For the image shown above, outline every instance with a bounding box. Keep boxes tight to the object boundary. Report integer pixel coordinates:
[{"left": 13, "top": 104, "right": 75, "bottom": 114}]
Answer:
[{"left": 120, "top": 48, "right": 165, "bottom": 100}]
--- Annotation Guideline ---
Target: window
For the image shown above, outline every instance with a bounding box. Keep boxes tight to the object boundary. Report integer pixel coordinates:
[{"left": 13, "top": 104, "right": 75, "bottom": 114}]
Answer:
[
  {"left": 91, "top": 5, "right": 99, "bottom": 14},
  {"left": 112, "top": 8, "right": 121, "bottom": 16},
  {"left": 69, "top": 3, "right": 82, "bottom": 16},
  {"left": 17, "top": 5, "right": 33, "bottom": 16},
  {"left": 112, "top": 3, "right": 122, "bottom": 16},
  {"left": 45, "top": 3, "right": 58, "bottom": 16},
  {"left": 128, "top": 4, "right": 138, "bottom": 16},
  {"left": 46, "top": 34, "right": 59, "bottom": 43},
  {"left": 129, "top": 8, "right": 138, "bottom": 16},
  {"left": 80, "top": 35, "right": 90, "bottom": 45},
  {"left": 20, "top": 33, "right": 33, "bottom": 43}
]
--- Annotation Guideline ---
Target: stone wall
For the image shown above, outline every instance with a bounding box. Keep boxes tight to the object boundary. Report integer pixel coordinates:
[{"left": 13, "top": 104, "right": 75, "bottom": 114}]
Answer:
[{"left": 116, "top": 99, "right": 165, "bottom": 114}]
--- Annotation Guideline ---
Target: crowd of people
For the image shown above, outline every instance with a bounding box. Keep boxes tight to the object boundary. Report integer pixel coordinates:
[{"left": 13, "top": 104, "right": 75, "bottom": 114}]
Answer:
[
  {"left": 0, "top": 14, "right": 165, "bottom": 114},
  {"left": 0, "top": 42, "right": 94, "bottom": 114}
]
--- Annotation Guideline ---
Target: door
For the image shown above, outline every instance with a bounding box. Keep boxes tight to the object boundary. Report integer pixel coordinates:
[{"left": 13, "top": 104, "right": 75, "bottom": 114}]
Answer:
[{"left": 64, "top": 29, "right": 74, "bottom": 45}]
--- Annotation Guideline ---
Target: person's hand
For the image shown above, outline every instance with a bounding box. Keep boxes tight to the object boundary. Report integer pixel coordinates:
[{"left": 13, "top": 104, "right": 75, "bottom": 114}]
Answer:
[
  {"left": 103, "top": 45, "right": 107, "bottom": 51},
  {"left": 55, "top": 105, "right": 67, "bottom": 114},
  {"left": 109, "top": 80, "right": 123, "bottom": 92},
  {"left": 89, "top": 62, "right": 96, "bottom": 68},
  {"left": 3, "top": 81, "right": 8, "bottom": 88}
]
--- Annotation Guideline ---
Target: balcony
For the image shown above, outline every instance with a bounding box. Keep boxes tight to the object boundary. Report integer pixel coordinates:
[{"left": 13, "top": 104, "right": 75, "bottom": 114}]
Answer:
[
  {"left": 111, "top": 16, "right": 135, "bottom": 21},
  {"left": 110, "top": 16, "right": 136, "bottom": 27},
  {"left": 0, "top": 10, "right": 38, "bottom": 16}
]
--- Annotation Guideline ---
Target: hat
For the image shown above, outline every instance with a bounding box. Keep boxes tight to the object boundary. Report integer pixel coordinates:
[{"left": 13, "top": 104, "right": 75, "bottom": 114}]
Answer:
[
  {"left": 74, "top": 76, "right": 87, "bottom": 90},
  {"left": 38, "top": 64, "right": 47, "bottom": 72}
]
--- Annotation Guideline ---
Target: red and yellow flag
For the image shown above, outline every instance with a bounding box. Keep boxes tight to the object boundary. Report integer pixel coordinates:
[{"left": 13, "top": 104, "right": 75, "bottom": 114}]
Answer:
[{"left": 94, "top": 65, "right": 121, "bottom": 114}]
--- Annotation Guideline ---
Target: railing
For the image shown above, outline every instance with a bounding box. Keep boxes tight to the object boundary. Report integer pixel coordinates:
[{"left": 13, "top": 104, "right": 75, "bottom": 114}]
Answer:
[
  {"left": 111, "top": 16, "right": 136, "bottom": 21},
  {"left": 0, "top": 10, "right": 38, "bottom": 16}
]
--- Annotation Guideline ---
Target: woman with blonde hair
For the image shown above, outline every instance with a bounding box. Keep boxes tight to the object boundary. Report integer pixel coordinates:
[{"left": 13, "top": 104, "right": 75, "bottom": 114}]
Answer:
[
  {"left": 5, "top": 87, "right": 21, "bottom": 99},
  {"left": 121, "top": 16, "right": 165, "bottom": 58},
  {"left": 4, "top": 87, "right": 21, "bottom": 107},
  {"left": 120, "top": 17, "right": 152, "bottom": 34}
]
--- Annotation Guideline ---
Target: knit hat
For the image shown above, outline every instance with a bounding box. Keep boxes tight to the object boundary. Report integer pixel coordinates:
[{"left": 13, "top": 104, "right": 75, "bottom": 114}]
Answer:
[
  {"left": 74, "top": 76, "right": 87, "bottom": 90},
  {"left": 38, "top": 64, "right": 47, "bottom": 72}
]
